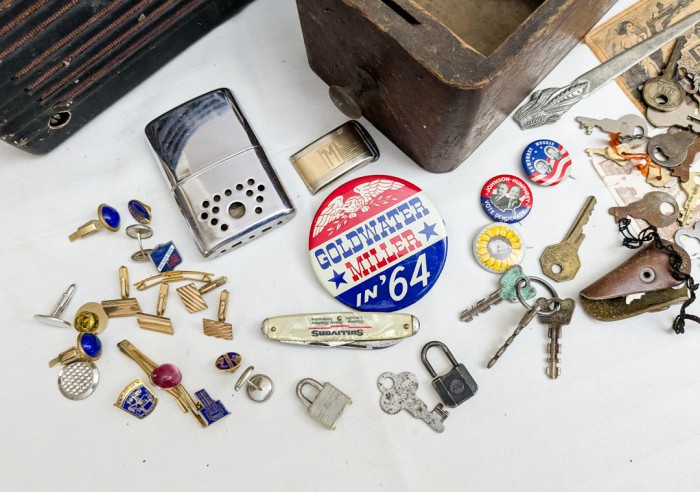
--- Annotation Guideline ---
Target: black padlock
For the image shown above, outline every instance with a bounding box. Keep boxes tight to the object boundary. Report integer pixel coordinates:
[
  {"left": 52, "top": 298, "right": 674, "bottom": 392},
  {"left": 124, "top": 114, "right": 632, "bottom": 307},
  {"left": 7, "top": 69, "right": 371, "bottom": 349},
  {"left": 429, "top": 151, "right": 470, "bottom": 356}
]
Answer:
[{"left": 421, "top": 341, "right": 478, "bottom": 408}]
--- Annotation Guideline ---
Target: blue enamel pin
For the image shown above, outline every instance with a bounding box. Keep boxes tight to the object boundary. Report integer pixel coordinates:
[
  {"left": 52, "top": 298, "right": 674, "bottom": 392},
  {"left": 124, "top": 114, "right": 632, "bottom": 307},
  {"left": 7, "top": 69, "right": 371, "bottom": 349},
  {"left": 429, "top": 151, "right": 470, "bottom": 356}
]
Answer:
[
  {"left": 195, "top": 389, "right": 230, "bottom": 425},
  {"left": 150, "top": 241, "right": 183, "bottom": 272},
  {"left": 115, "top": 378, "right": 159, "bottom": 419}
]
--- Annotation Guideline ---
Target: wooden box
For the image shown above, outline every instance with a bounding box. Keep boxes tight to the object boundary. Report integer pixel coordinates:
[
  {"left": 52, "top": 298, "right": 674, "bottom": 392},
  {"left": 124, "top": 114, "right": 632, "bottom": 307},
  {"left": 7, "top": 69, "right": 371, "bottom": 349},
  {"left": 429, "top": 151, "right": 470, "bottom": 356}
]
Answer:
[{"left": 296, "top": 0, "right": 617, "bottom": 173}]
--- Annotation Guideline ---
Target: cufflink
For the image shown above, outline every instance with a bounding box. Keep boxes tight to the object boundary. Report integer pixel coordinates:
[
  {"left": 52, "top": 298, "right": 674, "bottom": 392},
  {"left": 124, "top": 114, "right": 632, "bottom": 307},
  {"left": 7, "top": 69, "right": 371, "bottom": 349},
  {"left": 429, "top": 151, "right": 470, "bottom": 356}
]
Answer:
[
  {"left": 128, "top": 199, "right": 152, "bottom": 224},
  {"left": 49, "top": 333, "right": 102, "bottom": 367},
  {"left": 68, "top": 203, "right": 120, "bottom": 241}
]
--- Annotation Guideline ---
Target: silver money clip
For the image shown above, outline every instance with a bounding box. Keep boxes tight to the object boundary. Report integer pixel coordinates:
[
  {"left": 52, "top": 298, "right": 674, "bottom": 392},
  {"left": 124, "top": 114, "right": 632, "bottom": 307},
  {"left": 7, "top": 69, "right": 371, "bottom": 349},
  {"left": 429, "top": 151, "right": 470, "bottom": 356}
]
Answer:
[
  {"left": 290, "top": 120, "right": 379, "bottom": 194},
  {"left": 145, "top": 88, "right": 295, "bottom": 258}
]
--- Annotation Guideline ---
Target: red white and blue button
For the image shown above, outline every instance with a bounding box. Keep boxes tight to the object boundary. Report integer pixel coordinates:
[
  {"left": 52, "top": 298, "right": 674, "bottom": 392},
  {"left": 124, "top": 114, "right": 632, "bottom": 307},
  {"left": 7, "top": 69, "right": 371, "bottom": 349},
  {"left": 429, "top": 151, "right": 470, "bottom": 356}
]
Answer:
[
  {"left": 521, "top": 139, "right": 572, "bottom": 186},
  {"left": 309, "top": 175, "right": 448, "bottom": 312},
  {"left": 480, "top": 175, "right": 533, "bottom": 224}
]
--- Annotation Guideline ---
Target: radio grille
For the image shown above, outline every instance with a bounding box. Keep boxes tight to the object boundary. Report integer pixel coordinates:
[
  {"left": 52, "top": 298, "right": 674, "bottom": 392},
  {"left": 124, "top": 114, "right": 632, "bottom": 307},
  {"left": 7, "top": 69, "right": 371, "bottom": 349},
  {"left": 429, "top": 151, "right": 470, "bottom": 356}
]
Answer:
[{"left": 0, "top": 0, "right": 253, "bottom": 154}]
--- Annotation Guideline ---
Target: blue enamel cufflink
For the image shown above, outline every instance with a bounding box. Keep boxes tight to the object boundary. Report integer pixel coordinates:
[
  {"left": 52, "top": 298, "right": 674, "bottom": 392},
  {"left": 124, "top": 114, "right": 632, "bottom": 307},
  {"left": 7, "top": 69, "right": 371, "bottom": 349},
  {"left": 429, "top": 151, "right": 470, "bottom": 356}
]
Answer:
[
  {"left": 128, "top": 199, "right": 152, "bottom": 224},
  {"left": 69, "top": 203, "right": 120, "bottom": 241}
]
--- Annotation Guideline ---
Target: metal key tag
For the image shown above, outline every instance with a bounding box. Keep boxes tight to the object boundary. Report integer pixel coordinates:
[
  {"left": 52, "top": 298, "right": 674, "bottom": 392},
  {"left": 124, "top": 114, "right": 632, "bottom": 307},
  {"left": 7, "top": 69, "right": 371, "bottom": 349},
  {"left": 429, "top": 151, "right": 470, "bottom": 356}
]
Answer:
[
  {"left": 421, "top": 341, "right": 477, "bottom": 408},
  {"left": 261, "top": 312, "right": 420, "bottom": 349},
  {"left": 290, "top": 121, "right": 379, "bottom": 194},
  {"left": 296, "top": 378, "right": 352, "bottom": 430}
]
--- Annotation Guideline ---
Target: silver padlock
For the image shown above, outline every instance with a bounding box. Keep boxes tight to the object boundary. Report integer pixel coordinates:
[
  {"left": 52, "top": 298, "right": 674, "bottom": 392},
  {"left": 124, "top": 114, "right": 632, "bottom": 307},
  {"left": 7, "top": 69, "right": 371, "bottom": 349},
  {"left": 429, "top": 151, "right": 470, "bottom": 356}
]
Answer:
[{"left": 296, "top": 378, "right": 352, "bottom": 430}]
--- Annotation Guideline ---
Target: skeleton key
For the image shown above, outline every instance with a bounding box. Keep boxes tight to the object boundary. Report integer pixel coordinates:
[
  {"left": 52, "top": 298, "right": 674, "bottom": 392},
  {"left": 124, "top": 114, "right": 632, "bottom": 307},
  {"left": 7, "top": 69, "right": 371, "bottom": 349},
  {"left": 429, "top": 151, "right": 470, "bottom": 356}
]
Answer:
[
  {"left": 540, "top": 196, "right": 596, "bottom": 282},
  {"left": 487, "top": 297, "right": 551, "bottom": 368},
  {"left": 692, "top": 90, "right": 700, "bottom": 107},
  {"left": 648, "top": 128, "right": 696, "bottom": 167},
  {"left": 675, "top": 221, "right": 700, "bottom": 250},
  {"left": 575, "top": 114, "right": 648, "bottom": 139},
  {"left": 459, "top": 266, "right": 536, "bottom": 322},
  {"left": 679, "top": 55, "right": 700, "bottom": 79},
  {"left": 608, "top": 191, "right": 679, "bottom": 228},
  {"left": 377, "top": 371, "right": 448, "bottom": 433},
  {"left": 646, "top": 99, "right": 700, "bottom": 131},
  {"left": 679, "top": 174, "right": 700, "bottom": 226},
  {"left": 643, "top": 36, "right": 687, "bottom": 112},
  {"left": 671, "top": 136, "right": 700, "bottom": 182},
  {"left": 539, "top": 298, "right": 574, "bottom": 380},
  {"left": 585, "top": 144, "right": 635, "bottom": 164},
  {"left": 679, "top": 71, "right": 700, "bottom": 94}
]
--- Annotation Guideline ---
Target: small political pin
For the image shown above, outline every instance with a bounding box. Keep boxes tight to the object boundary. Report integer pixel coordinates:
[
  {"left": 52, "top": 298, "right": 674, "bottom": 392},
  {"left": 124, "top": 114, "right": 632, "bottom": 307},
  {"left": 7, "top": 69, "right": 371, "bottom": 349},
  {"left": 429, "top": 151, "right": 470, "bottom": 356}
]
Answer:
[
  {"left": 522, "top": 139, "right": 572, "bottom": 186},
  {"left": 473, "top": 223, "right": 526, "bottom": 273},
  {"left": 480, "top": 175, "right": 533, "bottom": 224}
]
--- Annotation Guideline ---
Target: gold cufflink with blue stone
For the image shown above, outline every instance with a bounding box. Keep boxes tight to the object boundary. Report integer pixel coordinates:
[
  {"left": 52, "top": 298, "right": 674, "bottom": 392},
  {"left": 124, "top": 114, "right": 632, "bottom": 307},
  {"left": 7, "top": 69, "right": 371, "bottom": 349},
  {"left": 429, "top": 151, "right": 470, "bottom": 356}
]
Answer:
[
  {"left": 68, "top": 203, "right": 120, "bottom": 241},
  {"left": 49, "top": 332, "right": 103, "bottom": 367}
]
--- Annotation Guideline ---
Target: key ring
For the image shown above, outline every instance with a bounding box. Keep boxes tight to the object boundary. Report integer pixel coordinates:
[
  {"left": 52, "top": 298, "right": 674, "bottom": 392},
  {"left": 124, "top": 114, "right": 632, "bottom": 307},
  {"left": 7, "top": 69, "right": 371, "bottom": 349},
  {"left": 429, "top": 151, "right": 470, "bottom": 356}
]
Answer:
[{"left": 516, "top": 276, "right": 560, "bottom": 316}]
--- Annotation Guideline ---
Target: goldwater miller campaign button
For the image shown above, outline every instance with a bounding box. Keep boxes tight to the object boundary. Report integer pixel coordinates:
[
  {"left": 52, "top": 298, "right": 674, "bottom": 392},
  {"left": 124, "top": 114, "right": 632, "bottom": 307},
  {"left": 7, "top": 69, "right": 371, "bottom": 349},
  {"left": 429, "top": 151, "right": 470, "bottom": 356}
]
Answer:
[
  {"left": 480, "top": 174, "right": 532, "bottom": 223},
  {"left": 309, "top": 175, "right": 448, "bottom": 311}
]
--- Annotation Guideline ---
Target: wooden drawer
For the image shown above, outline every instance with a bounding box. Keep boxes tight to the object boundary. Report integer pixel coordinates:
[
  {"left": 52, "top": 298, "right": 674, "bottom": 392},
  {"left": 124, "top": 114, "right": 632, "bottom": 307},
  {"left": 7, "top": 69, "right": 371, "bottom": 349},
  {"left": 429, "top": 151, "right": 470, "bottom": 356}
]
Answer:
[{"left": 297, "top": 0, "right": 617, "bottom": 173}]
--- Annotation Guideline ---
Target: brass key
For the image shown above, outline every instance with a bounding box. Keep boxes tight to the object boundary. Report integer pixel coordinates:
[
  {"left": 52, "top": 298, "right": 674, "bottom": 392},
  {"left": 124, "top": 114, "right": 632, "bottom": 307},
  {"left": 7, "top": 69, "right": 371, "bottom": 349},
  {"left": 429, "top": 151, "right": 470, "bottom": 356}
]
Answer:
[
  {"left": 539, "top": 196, "right": 596, "bottom": 282},
  {"left": 539, "top": 298, "right": 575, "bottom": 380},
  {"left": 671, "top": 137, "right": 700, "bottom": 183},
  {"left": 642, "top": 36, "right": 687, "bottom": 112},
  {"left": 679, "top": 173, "right": 700, "bottom": 226}
]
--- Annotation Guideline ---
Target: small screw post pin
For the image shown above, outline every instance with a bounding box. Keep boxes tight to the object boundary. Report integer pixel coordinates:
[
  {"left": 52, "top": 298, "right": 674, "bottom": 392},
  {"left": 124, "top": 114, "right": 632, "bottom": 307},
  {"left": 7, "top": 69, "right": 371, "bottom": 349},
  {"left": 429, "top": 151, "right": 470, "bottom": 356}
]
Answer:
[
  {"left": 34, "top": 284, "right": 77, "bottom": 327},
  {"left": 234, "top": 366, "right": 274, "bottom": 403}
]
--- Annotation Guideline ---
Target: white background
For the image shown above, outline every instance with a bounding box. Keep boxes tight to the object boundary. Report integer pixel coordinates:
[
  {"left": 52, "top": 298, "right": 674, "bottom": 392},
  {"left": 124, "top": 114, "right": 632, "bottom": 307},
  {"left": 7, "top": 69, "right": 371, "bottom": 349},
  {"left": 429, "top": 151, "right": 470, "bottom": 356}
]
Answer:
[{"left": 1, "top": 0, "right": 699, "bottom": 490}]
